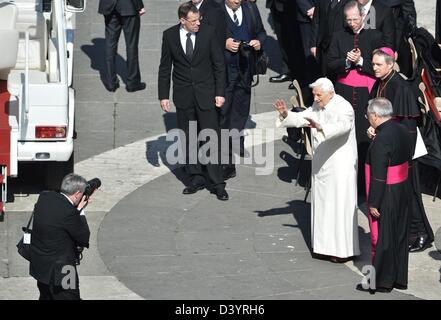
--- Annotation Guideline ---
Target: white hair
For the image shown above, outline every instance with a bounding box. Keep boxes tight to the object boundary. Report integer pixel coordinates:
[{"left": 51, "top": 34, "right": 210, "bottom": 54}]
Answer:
[{"left": 309, "top": 77, "right": 335, "bottom": 93}]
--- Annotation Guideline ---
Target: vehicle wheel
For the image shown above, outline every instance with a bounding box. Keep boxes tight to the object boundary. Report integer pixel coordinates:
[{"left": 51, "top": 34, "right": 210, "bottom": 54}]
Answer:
[{"left": 44, "top": 153, "right": 74, "bottom": 191}]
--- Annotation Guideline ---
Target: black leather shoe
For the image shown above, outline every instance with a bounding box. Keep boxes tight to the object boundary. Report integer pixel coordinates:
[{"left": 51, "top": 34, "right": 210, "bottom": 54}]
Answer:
[
  {"left": 215, "top": 189, "right": 229, "bottom": 201},
  {"left": 183, "top": 183, "right": 205, "bottom": 195},
  {"left": 355, "top": 283, "right": 376, "bottom": 294},
  {"left": 106, "top": 82, "right": 120, "bottom": 92},
  {"left": 126, "top": 82, "right": 146, "bottom": 92},
  {"left": 409, "top": 234, "right": 432, "bottom": 252},
  {"left": 269, "top": 74, "right": 292, "bottom": 83},
  {"left": 223, "top": 167, "right": 236, "bottom": 181}
]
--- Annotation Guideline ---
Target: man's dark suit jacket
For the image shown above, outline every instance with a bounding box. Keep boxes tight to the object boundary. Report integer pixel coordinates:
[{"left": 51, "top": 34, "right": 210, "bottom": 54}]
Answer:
[
  {"left": 310, "top": 0, "right": 348, "bottom": 52},
  {"left": 364, "top": 0, "right": 396, "bottom": 50},
  {"left": 199, "top": 0, "right": 227, "bottom": 51},
  {"left": 295, "top": 0, "right": 315, "bottom": 23},
  {"left": 377, "top": 0, "right": 416, "bottom": 44},
  {"left": 266, "top": 0, "right": 286, "bottom": 12},
  {"left": 98, "top": 0, "right": 144, "bottom": 16},
  {"left": 30, "top": 191, "right": 90, "bottom": 286},
  {"left": 223, "top": 2, "right": 267, "bottom": 77},
  {"left": 158, "top": 24, "right": 226, "bottom": 111}
]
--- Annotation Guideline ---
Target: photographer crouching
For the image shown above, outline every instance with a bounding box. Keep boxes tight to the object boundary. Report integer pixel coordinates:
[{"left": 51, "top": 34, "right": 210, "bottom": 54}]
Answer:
[{"left": 29, "top": 173, "right": 100, "bottom": 300}]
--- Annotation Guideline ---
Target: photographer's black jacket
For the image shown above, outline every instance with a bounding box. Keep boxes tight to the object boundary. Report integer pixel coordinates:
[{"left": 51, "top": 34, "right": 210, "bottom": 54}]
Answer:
[{"left": 30, "top": 191, "right": 90, "bottom": 286}]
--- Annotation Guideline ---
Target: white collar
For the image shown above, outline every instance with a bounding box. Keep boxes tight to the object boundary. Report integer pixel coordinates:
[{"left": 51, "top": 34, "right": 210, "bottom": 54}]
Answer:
[{"left": 61, "top": 193, "right": 75, "bottom": 206}]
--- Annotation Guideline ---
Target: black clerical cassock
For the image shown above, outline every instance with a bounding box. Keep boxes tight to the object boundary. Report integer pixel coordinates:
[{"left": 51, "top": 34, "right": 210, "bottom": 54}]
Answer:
[
  {"left": 371, "top": 70, "right": 435, "bottom": 247},
  {"left": 365, "top": 119, "right": 413, "bottom": 290}
]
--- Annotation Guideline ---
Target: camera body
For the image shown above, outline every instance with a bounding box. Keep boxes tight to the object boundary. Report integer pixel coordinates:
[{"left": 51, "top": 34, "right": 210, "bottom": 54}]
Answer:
[
  {"left": 234, "top": 39, "right": 251, "bottom": 48},
  {"left": 83, "top": 178, "right": 101, "bottom": 199}
]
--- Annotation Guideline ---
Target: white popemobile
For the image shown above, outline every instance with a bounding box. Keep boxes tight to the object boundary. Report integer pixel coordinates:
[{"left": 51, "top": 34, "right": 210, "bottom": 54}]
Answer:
[{"left": 0, "top": 0, "right": 86, "bottom": 217}]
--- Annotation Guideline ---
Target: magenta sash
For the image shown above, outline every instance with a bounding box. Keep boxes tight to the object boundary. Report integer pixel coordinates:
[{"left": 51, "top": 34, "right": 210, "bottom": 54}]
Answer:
[
  {"left": 364, "top": 162, "right": 409, "bottom": 262},
  {"left": 337, "top": 69, "right": 376, "bottom": 93}
]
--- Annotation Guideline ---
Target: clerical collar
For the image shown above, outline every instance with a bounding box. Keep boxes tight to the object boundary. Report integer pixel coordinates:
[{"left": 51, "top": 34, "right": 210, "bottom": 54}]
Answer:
[
  {"left": 381, "top": 70, "right": 395, "bottom": 83},
  {"left": 376, "top": 70, "right": 395, "bottom": 97},
  {"left": 346, "top": 25, "right": 365, "bottom": 35}
]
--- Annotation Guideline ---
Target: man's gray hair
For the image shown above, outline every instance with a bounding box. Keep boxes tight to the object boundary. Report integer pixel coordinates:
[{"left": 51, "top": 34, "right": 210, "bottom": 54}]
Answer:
[
  {"left": 60, "top": 173, "right": 87, "bottom": 196},
  {"left": 309, "top": 77, "right": 335, "bottom": 93},
  {"left": 367, "top": 97, "right": 394, "bottom": 117}
]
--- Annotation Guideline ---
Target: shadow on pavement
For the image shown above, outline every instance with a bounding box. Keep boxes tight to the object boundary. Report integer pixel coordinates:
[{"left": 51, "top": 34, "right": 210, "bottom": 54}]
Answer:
[
  {"left": 255, "top": 199, "right": 312, "bottom": 252},
  {"left": 81, "top": 38, "right": 129, "bottom": 89},
  {"left": 145, "top": 112, "right": 188, "bottom": 186}
]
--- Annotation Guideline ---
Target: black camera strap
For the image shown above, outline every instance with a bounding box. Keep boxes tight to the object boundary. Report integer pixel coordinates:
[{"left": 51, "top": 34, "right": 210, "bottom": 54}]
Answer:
[{"left": 23, "top": 211, "right": 34, "bottom": 233}]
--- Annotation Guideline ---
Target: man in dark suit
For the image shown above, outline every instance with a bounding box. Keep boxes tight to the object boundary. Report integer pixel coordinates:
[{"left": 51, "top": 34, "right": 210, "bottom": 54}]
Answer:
[
  {"left": 290, "top": 0, "right": 319, "bottom": 93},
  {"left": 357, "top": 0, "right": 396, "bottom": 50},
  {"left": 310, "top": 0, "right": 349, "bottom": 77},
  {"left": 266, "top": 0, "right": 293, "bottom": 83},
  {"left": 98, "top": 0, "right": 146, "bottom": 92},
  {"left": 377, "top": 0, "right": 416, "bottom": 77},
  {"left": 192, "top": 0, "right": 227, "bottom": 50},
  {"left": 30, "top": 174, "right": 91, "bottom": 300},
  {"left": 158, "top": 2, "right": 229, "bottom": 201},
  {"left": 221, "top": 0, "right": 267, "bottom": 179}
]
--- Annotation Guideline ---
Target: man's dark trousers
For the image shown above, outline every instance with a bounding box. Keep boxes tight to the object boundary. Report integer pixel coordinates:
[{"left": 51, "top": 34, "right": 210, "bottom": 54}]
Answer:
[
  {"left": 220, "top": 64, "right": 251, "bottom": 160},
  {"left": 104, "top": 10, "right": 141, "bottom": 90},
  {"left": 37, "top": 281, "right": 81, "bottom": 300},
  {"left": 176, "top": 95, "right": 225, "bottom": 191}
]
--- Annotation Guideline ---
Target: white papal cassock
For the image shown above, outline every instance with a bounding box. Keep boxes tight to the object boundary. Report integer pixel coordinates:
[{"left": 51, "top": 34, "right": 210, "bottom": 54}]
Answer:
[{"left": 276, "top": 94, "right": 360, "bottom": 258}]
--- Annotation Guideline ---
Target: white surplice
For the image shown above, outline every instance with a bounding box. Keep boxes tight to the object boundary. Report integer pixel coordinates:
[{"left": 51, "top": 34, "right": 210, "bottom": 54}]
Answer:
[{"left": 276, "top": 94, "right": 360, "bottom": 258}]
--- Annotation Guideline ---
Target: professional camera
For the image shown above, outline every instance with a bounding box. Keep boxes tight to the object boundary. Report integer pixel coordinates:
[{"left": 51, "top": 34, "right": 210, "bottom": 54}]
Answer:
[{"left": 83, "top": 178, "right": 101, "bottom": 199}]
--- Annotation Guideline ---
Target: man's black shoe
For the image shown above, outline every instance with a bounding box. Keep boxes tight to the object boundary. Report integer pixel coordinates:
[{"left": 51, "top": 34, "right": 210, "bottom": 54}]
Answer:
[
  {"left": 223, "top": 167, "right": 236, "bottom": 181},
  {"left": 106, "top": 82, "right": 120, "bottom": 92},
  {"left": 409, "top": 234, "right": 432, "bottom": 252},
  {"left": 355, "top": 283, "right": 376, "bottom": 294},
  {"left": 183, "top": 183, "right": 205, "bottom": 195},
  {"left": 356, "top": 284, "right": 392, "bottom": 293},
  {"left": 215, "top": 189, "right": 229, "bottom": 201},
  {"left": 126, "top": 82, "right": 146, "bottom": 92},
  {"left": 269, "top": 74, "right": 292, "bottom": 83}
]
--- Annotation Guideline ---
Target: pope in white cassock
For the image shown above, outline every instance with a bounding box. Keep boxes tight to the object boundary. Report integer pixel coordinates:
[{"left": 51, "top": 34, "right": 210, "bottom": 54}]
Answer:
[{"left": 275, "top": 78, "right": 360, "bottom": 261}]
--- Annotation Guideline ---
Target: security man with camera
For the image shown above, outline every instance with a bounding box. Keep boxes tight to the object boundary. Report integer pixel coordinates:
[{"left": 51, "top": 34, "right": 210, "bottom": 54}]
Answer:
[{"left": 29, "top": 173, "right": 99, "bottom": 300}]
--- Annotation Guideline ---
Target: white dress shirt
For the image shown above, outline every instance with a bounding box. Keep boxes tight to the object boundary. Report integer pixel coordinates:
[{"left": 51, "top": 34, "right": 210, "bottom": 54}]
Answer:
[
  {"left": 362, "top": 0, "right": 373, "bottom": 16},
  {"left": 180, "top": 26, "right": 196, "bottom": 54},
  {"left": 225, "top": 5, "right": 243, "bottom": 26},
  {"left": 195, "top": 0, "right": 203, "bottom": 10}
]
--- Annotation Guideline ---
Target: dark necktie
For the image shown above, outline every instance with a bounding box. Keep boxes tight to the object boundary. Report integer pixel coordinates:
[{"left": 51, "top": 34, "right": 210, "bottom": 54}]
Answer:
[
  {"left": 233, "top": 11, "right": 239, "bottom": 26},
  {"left": 330, "top": 0, "right": 338, "bottom": 9},
  {"left": 186, "top": 32, "right": 193, "bottom": 60}
]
